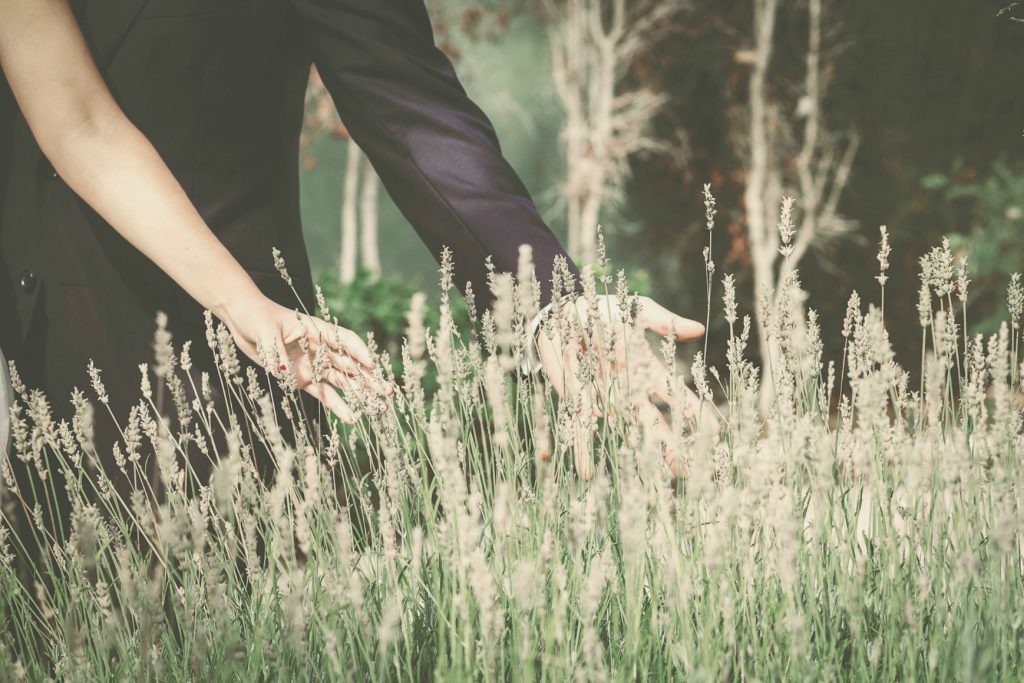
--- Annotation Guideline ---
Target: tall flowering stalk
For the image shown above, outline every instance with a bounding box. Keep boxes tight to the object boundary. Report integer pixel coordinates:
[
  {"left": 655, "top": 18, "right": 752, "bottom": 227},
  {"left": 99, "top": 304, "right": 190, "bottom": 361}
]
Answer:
[
  {"left": 703, "top": 183, "right": 717, "bottom": 362},
  {"left": 876, "top": 225, "right": 891, "bottom": 318},
  {"left": 0, "top": 234, "right": 1022, "bottom": 681}
]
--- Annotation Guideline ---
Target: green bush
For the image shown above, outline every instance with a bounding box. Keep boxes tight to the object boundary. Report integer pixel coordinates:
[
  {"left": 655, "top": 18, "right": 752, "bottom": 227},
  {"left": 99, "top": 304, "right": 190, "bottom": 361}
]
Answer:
[{"left": 923, "top": 159, "right": 1024, "bottom": 331}]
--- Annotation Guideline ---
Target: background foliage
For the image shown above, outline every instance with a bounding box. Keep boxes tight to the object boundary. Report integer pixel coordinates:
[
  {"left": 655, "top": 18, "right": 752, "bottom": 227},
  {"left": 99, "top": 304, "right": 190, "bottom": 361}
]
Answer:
[{"left": 298, "top": 0, "right": 1024, "bottom": 379}]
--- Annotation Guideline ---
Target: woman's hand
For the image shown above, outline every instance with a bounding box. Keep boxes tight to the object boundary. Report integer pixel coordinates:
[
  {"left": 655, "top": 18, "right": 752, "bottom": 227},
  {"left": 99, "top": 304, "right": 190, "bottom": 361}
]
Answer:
[
  {"left": 1, "top": 0, "right": 361, "bottom": 399},
  {"left": 215, "top": 294, "right": 381, "bottom": 423}
]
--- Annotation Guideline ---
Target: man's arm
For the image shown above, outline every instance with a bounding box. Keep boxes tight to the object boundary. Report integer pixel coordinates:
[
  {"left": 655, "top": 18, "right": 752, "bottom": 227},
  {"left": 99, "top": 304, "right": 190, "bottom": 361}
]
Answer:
[
  {"left": 289, "top": 0, "right": 717, "bottom": 464},
  {"left": 289, "top": 0, "right": 581, "bottom": 310}
]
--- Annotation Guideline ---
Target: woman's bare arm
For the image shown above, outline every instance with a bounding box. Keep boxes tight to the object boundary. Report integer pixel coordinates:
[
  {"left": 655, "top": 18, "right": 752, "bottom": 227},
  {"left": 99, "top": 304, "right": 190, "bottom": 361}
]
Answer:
[
  {"left": 0, "top": 0, "right": 375, "bottom": 420},
  {"left": 0, "top": 0, "right": 262, "bottom": 318}
]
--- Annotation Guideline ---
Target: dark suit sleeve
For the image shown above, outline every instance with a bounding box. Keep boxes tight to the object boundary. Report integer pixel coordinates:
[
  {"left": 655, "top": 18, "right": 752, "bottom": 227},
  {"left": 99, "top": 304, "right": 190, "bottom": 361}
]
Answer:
[{"left": 289, "top": 0, "right": 580, "bottom": 309}]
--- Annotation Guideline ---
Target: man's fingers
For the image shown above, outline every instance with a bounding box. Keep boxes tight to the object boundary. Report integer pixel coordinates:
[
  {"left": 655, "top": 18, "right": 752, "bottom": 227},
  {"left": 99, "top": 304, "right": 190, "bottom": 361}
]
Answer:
[
  {"left": 639, "top": 401, "right": 681, "bottom": 476},
  {"left": 540, "top": 322, "right": 631, "bottom": 419},
  {"left": 573, "top": 417, "right": 595, "bottom": 481},
  {"left": 637, "top": 298, "right": 705, "bottom": 341},
  {"left": 640, "top": 344, "right": 720, "bottom": 437},
  {"left": 538, "top": 331, "right": 568, "bottom": 398},
  {"left": 642, "top": 345, "right": 674, "bottom": 407}
]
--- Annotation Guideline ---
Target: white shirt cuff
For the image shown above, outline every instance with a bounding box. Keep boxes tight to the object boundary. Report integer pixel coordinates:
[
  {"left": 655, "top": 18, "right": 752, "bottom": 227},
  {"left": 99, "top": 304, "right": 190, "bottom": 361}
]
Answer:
[{"left": 520, "top": 293, "right": 576, "bottom": 376}]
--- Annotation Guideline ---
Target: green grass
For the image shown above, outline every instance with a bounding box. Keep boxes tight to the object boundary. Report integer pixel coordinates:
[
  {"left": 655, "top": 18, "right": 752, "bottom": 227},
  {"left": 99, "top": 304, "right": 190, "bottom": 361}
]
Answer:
[{"left": 1, "top": 240, "right": 1022, "bottom": 682}]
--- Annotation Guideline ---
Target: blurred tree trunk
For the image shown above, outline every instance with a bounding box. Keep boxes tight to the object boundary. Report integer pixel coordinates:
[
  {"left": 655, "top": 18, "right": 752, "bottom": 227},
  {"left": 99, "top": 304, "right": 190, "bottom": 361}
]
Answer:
[
  {"left": 744, "top": 0, "right": 780, "bottom": 399},
  {"left": 741, "top": 0, "right": 857, "bottom": 410},
  {"left": 543, "top": 0, "right": 683, "bottom": 265},
  {"left": 305, "top": 67, "right": 382, "bottom": 283},
  {"left": 340, "top": 139, "right": 362, "bottom": 284},
  {"left": 360, "top": 155, "right": 381, "bottom": 280}
]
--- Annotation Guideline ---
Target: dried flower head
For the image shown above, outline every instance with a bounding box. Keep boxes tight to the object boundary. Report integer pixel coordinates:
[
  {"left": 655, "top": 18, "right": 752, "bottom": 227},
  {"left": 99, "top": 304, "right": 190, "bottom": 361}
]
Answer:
[
  {"left": 517, "top": 244, "right": 540, "bottom": 323},
  {"left": 722, "top": 274, "right": 738, "bottom": 326},
  {"left": 956, "top": 257, "right": 970, "bottom": 303},
  {"left": 703, "top": 246, "right": 715, "bottom": 276},
  {"left": 842, "top": 291, "right": 861, "bottom": 339},
  {"left": 876, "top": 225, "right": 891, "bottom": 287},
  {"left": 919, "top": 237, "right": 955, "bottom": 298},
  {"left": 778, "top": 196, "right": 797, "bottom": 257},
  {"left": 1008, "top": 273, "right": 1023, "bottom": 330},
  {"left": 138, "top": 363, "right": 152, "bottom": 400},
  {"left": 703, "top": 183, "right": 717, "bottom": 232},
  {"left": 180, "top": 340, "right": 193, "bottom": 372},
  {"left": 596, "top": 225, "right": 608, "bottom": 268},
  {"left": 691, "top": 352, "right": 712, "bottom": 402},
  {"left": 439, "top": 246, "right": 454, "bottom": 295},
  {"left": 272, "top": 247, "right": 293, "bottom": 287},
  {"left": 917, "top": 282, "right": 932, "bottom": 328},
  {"left": 152, "top": 311, "right": 174, "bottom": 379},
  {"left": 315, "top": 284, "right": 330, "bottom": 321},
  {"left": 87, "top": 361, "right": 109, "bottom": 405}
]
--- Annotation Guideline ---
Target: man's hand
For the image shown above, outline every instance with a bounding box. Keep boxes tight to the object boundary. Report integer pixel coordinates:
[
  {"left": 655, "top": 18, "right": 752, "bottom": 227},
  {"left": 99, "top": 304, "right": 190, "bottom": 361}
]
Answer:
[
  {"left": 217, "top": 294, "right": 382, "bottom": 423},
  {"left": 536, "top": 294, "right": 718, "bottom": 478}
]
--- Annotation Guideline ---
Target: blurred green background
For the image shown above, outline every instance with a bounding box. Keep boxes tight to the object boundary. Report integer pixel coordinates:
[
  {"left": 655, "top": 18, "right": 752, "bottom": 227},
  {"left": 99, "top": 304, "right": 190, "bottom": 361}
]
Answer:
[
  {"left": 300, "top": 2, "right": 565, "bottom": 289},
  {"left": 298, "top": 0, "right": 1024, "bottom": 375}
]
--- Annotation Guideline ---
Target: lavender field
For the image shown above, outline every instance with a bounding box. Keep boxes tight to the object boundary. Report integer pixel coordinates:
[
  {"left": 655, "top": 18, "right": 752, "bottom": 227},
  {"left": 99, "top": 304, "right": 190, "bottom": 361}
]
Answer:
[{"left": 1, "top": 233, "right": 1022, "bottom": 681}]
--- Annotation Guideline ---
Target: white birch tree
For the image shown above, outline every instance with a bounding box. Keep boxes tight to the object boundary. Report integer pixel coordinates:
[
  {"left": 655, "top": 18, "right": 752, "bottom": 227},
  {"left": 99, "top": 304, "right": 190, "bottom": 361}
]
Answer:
[
  {"left": 739, "top": 0, "right": 858, "bottom": 404},
  {"left": 359, "top": 155, "right": 381, "bottom": 278},
  {"left": 339, "top": 140, "right": 362, "bottom": 284},
  {"left": 304, "top": 68, "right": 382, "bottom": 284},
  {"left": 541, "top": 0, "right": 686, "bottom": 265}
]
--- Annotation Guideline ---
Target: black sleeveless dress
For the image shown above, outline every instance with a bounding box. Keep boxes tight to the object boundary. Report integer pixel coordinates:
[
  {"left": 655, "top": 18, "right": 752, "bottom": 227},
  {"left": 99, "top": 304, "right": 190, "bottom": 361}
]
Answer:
[
  {"left": 1, "top": 76, "right": 15, "bottom": 483},
  {"left": 0, "top": 76, "right": 16, "bottom": 357}
]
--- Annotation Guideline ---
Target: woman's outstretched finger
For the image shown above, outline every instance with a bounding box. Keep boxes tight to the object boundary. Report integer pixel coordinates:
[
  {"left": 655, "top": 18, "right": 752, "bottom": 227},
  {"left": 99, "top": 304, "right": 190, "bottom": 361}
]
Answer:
[
  {"left": 303, "top": 381, "right": 357, "bottom": 424},
  {"left": 642, "top": 344, "right": 720, "bottom": 436},
  {"left": 305, "top": 317, "right": 374, "bottom": 369},
  {"left": 647, "top": 342, "right": 719, "bottom": 432},
  {"left": 282, "top": 317, "right": 306, "bottom": 345},
  {"left": 538, "top": 328, "right": 608, "bottom": 419},
  {"left": 268, "top": 332, "right": 297, "bottom": 379},
  {"left": 288, "top": 344, "right": 315, "bottom": 387},
  {"left": 322, "top": 367, "right": 353, "bottom": 391},
  {"left": 326, "top": 349, "right": 370, "bottom": 378}
]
